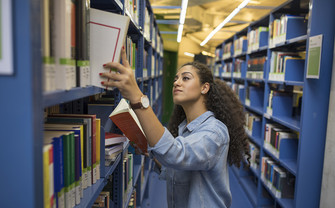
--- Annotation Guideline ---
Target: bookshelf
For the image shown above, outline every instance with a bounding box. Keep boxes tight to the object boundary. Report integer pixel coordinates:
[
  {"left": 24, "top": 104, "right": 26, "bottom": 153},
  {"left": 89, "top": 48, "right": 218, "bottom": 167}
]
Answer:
[
  {"left": 214, "top": 0, "right": 335, "bottom": 207},
  {"left": 0, "top": 0, "right": 163, "bottom": 207}
]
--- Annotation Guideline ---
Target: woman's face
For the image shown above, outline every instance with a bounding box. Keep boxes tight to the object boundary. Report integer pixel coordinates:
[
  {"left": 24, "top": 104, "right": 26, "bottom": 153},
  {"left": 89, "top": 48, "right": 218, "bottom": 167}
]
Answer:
[{"left": 172, "top": 65, "right": 203, "bottom": 105}]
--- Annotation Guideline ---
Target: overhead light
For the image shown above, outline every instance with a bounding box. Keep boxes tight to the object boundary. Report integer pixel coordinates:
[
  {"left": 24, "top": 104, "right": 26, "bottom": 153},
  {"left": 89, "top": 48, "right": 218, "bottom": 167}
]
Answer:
[
  {"left": 202, "top": 51, "right": 215, "bottom": 57},
  {"left": 177, "top": 0, "right": 189, "bottom": 42},
  {"left": 200, "top": 0, "right": 251, "bottom": 46},
  {"left": 184, "top": 52, "right": 195, "bottom": 57},
  {"left": 177, "top": 24, "right": 184, "bottom": 42}
]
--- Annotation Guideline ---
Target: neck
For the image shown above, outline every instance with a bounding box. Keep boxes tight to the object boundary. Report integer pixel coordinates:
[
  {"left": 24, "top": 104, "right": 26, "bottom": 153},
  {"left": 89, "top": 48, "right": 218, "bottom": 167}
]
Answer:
[{"left": 182, "top": 98, "right": 208, "bottom": 124}]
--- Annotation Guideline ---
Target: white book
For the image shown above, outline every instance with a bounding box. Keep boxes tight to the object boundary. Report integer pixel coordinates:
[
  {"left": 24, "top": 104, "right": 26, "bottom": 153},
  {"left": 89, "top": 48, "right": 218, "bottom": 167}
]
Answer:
[
  {"left": 88, "top": 8, "right": 130, "bottom": 90},
  {"left": 52, "top": 0, "right": 75, "bottom": 90}
]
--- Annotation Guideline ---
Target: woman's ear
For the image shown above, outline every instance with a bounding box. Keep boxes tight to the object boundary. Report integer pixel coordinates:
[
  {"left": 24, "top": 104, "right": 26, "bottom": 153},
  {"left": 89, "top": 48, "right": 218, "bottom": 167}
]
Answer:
[{"left": 201, "top": 82, "right": 210, "bottom": 94}]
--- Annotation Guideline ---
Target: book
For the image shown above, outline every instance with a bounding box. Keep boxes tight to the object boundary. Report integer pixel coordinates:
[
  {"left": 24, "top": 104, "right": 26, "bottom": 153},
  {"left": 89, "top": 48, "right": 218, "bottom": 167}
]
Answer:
[
  {"left": 109, "top": 98, "right": 148, "bottom": 154},
  {"left": 105, "top": 132, "right": 128, "bottom": 146},
  {"left": 88, "top": 8, "right": 130, "bottom": 90}
]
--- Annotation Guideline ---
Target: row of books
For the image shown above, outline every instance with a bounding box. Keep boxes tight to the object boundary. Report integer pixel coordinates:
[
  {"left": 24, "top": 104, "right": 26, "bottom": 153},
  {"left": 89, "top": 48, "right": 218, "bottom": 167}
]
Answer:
[
  {"left": 247, "top": 26, "right": 269, "bottom": 53},
  {"left": 42, "top": 0, "right": 130, "bottom": 92},
  {"left": 43, "top": 114, "right": 101, "bottom": 208},
  {"left": 126, "top": 36, "right": 137, "bottom": 77},
  {"left": 266, "top": 89, "right": 302, "bottom": 118},
  {"left": 124, "top": 0, "right": 140, "bottom": 26},
  {"left": 248, "top": 141, "right": 260, "bottom": 171},
  {"left": 245, "top": 112, "right": 262, "bottom": 136},
  {"left": 264, "top": 123, "right": 298, "bottom": 159},
  {"left": 246, "top": 56, "right": 266, "bottom": 79},
  {"left": 269, "top": 14, "right": 307, "bottom": 48},
  {"left": 233, "top": 59, "right": 244, "bottom": 78},
  {"left": 261, "top": 157, "right": 295, "bottom": 199},
  {"left": 92, "top": 191, "right": 110, "bottom": 208},
  {"left": 222, "top": 62, "right": 233, "bottom": 77},
  {"left": 232, "top": 83, "right": 244, "bottom": 99},
  {"left": 268, "top": 51, "right": 304, "bottom": 81},
  {"left": 222, "top": 42, "right": 233, "bottom": 59},
  {"left": 234, "top": 36, "right": 247, "bottom": 56}
]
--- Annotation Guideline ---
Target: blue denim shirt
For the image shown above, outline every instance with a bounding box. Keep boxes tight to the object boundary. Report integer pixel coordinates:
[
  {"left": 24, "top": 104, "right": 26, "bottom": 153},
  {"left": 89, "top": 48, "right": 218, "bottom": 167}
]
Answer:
[{"left": 148, "top": 111, "right": 231, "bottom": 208}]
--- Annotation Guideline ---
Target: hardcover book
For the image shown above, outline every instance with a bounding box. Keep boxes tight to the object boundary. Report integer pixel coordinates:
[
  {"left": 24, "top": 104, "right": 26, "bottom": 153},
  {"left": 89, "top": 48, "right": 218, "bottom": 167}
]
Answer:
[{"left": 109, "top": 99, "right": 148, "bottom": 154}]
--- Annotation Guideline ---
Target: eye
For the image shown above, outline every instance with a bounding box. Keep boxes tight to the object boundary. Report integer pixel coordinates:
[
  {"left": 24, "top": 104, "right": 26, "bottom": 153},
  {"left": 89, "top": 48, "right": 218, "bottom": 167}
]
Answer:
[{"left": 182, "top": 76, "right": 190, "bottom": 81}]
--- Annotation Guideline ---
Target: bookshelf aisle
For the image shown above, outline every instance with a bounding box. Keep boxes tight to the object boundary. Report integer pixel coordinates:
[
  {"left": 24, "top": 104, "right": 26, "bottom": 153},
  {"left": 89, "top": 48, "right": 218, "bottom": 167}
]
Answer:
[
  {"left": 214, "top": 0, "right": 335, "bottom": 207},
  {"left": 0, "top": 0, "right": 163, "bottom": 207}
]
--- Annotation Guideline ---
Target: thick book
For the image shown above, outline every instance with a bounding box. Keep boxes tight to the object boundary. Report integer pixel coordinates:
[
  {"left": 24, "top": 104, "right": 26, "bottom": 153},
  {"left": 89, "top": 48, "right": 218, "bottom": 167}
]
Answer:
[
  {"left": 109, "top": 99, "right": 147, "bottom": 153},
  {"left": 88, "top": 8, "right": 130, "bottom": 90}
]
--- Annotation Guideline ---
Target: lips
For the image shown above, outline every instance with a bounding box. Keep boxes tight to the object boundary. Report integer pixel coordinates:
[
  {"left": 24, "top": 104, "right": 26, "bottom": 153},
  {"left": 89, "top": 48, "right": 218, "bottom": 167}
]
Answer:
[{"left": 173, "top": 89, "right": 182, "bottom": 94}]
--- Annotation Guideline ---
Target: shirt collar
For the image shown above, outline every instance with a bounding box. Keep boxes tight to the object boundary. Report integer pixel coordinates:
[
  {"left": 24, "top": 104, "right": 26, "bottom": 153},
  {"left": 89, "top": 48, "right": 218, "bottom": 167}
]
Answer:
[{"left": 179, "top": 111, "right": 214, "bottom": 133}]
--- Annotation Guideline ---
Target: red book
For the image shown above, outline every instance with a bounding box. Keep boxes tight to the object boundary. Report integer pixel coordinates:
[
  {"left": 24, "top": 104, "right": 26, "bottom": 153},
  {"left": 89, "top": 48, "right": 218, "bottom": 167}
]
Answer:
[{"left": 109, "top": 99, "right": 148, "bottom": 154}]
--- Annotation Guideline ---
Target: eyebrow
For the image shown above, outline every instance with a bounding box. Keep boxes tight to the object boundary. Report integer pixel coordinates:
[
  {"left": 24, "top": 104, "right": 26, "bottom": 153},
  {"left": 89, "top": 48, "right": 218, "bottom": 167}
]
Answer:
[{"left": 174, "top": 71, "right": 194, "bottom": 79}]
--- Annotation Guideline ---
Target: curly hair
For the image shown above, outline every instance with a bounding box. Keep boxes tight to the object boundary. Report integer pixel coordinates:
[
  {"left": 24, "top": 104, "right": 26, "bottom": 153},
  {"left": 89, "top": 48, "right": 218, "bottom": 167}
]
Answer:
[{"left": 167, "top": 61, "right": 250, "bottom": 168}]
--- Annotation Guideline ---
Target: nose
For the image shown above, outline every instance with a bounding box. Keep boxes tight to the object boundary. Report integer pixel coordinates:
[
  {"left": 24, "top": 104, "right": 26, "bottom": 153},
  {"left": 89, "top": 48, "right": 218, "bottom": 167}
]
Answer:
[{"left": 173, "top": 78, "right": 181, "bottom": 87}]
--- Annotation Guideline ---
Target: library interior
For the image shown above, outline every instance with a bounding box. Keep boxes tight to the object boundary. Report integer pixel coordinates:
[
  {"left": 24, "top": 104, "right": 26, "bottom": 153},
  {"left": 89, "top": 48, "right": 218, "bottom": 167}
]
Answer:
[{"left": 1, "top": 0, "right": 335, "bottom": 207}]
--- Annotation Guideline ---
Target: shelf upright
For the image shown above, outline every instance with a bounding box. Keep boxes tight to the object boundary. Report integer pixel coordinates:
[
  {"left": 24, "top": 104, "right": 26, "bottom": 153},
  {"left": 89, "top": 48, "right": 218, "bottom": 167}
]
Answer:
[
  {"left": 295, "top": 0, "right": 335, "bottom": 207},
  {"left": 0, "top": 0, "right": 43, "bottom": 207}
]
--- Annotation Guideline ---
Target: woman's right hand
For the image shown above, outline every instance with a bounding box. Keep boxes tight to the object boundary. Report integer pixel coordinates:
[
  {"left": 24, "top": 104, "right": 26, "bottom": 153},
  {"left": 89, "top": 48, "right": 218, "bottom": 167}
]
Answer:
[{"left": 100, "top": 47, "right": 143, "bottom": 104}]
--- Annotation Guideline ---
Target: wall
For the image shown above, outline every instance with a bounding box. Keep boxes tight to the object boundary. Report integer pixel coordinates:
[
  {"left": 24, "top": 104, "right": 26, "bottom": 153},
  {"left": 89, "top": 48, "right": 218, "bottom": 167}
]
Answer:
[{"left": 320, "top": 35, "right": 335, "bottom": 207}]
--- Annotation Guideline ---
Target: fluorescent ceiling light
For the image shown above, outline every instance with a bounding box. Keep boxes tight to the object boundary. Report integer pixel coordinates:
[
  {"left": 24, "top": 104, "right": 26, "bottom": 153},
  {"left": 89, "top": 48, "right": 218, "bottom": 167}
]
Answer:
[
  {"left": 202, "top": 51, "right": 215, "bottom": 57},
  {"left": 177, "top": 0, "right": 188, "bottom": 42},
  {"left": 184, "top": 52, "right": 195, "bottom": 57},
  {"left": 177, "top": 24, "right": 184, "bottom": 42},
  {"left": 200, "top": 0, "right": 251, "bottom": 46}
]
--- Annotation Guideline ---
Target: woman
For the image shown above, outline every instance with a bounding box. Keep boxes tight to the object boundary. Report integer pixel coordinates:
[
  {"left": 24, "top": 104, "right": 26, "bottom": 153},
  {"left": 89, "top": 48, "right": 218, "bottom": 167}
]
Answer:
[{"left": 100, "top": 48, "right": 249, "bottom": 208}]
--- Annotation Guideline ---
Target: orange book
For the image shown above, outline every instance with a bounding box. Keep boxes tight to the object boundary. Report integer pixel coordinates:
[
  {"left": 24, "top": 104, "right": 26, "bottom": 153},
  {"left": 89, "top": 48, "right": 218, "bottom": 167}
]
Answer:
[{"left": 109, "top": 99, "right": 147, "bottom": 154}]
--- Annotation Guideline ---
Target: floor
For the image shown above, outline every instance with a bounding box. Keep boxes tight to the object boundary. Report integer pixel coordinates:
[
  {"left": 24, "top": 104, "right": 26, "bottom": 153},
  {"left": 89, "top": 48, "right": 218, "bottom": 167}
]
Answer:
[{"left": 141, "top": 167, "right": 253, "bottom": 208}]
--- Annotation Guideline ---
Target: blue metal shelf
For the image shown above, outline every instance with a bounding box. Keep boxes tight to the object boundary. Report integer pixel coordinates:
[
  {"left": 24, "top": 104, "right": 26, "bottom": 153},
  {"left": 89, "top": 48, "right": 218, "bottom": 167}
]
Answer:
[
  {"left": 245, "top": 104, "right": 264, "bottom": 116},
  {"left": 74, "top": 179, "right": 106, "bottom": 208},
  {"left": 104, "top": 153, "right": 122, "bottom": 177},
  {"left": 247, "top": 131, "right": 263, "bottom": 147},
  {"left": 267, "top": 80, "right": 304, "bottom": 86},
  {"left": 140, "top": 161, "right": 153, "bottom": 202},
  {"left": 239, "top": 176, "right": 258, "bottom": 207},
  {"left": 43, "top": 86, "right": 104, "bottom": 108},
  {"left": 246, "top": 78, "right": 265, "bottom": 83},
  {"left": 263, "top": 147, "right": 297, "bottom": 176},
  {"left": 269, "top": 114, "right": 301, "bottom": 132},
  {"left": 270, "top": 35, "right": 307, "bottom": 49}
]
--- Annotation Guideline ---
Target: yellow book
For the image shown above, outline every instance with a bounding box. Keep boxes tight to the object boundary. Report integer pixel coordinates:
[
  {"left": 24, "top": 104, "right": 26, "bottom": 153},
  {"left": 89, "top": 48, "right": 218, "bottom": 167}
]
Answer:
[{"left": 43, "top": 144, "right": 52, "bottom": 208}]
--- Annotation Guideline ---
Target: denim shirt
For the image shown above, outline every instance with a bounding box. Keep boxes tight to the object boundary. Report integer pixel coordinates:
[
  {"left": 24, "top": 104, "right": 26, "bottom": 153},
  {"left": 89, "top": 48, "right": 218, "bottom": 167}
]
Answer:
[{"left": 148, "top": 111, "right": 231, "bottom": 208}]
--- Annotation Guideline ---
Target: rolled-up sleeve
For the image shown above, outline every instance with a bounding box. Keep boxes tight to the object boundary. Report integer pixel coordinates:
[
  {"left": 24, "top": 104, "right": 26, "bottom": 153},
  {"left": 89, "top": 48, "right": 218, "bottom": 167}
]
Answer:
[{"left": 148, "top": 125, "right": 229, "bottom": 171}]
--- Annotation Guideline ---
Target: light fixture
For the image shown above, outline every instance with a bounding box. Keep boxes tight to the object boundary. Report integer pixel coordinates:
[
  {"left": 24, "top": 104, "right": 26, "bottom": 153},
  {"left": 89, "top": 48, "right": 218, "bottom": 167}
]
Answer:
[
  {"left": 184, "top": 52, "right": 195, "bottom": 57},
  {"left": 202, "top": 51, "right": 215, "bottom": 57},
  {"left": 200, "top": 0, "right": 251, "bottom": 46},
  {"left": 177, "top": 0, "right": 189, "bottom": 42}
]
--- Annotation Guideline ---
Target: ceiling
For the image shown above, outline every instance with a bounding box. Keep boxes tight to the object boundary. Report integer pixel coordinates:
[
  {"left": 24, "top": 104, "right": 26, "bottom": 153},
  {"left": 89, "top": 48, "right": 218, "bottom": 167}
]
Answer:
[{"left": 150, "top": 0, "right": 292, "bottom": 59}]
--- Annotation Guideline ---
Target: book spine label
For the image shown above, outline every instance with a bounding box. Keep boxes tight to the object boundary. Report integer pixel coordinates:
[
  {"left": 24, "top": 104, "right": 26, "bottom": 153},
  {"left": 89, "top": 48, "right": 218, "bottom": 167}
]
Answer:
[
  {"left": 70, "top": 183, "right": 75, "bottom": 207},
  {"left": 87, "top": 166, "right": 92, "bottom": 186},
  {"left": 79, "top": 176, "right": 83, "bottom": 198},
  {"left": 93, "top": 163, "right": 97, "bottom": 184},
  {"left": 58, "top": 189, "right": 65, "bottom": 208},
  {"left": 82, "top": 168, "right": 87, "bottom": 189},
  {"left": 96, "top": 162, "right": 100, "bottom": 180},
  {"left": 75, "top": 181, "right": 80, "bottom": 205}
]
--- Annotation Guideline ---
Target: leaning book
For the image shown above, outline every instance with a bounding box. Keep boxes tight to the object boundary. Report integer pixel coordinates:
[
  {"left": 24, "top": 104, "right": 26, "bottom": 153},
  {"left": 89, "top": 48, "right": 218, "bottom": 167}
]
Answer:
[{"left": 109, "top": 99, "right": 148, "bottom": 154}]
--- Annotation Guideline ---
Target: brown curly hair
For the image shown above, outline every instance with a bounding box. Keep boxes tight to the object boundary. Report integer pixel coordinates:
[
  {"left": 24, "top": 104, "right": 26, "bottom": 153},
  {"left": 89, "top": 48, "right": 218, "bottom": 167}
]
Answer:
[{"left": 167, "top": 61, "right": 250, "bottom": 168}]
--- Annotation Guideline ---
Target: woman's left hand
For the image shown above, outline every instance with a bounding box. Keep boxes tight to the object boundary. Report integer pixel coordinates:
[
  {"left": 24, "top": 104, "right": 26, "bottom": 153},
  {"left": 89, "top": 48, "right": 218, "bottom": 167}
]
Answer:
[{"left": 100, "top": 47, "right": 143, "bottom": 103}]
